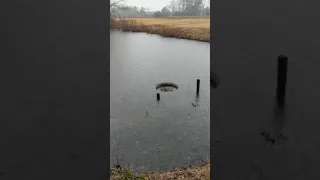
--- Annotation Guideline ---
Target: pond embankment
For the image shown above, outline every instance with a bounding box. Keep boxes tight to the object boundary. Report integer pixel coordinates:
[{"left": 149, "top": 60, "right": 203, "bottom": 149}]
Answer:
[
  {"left": 110, "top": 161, "right": 210, "bottom": 180},
  {"left": 110, "top": 17, "right": 210, "bottom": 42}
]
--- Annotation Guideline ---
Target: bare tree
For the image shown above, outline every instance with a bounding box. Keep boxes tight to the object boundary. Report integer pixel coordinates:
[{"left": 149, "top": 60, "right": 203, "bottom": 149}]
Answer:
[
  {"left": 145, "top": 7, "right": 151, "bottom": 12},
  {"left": 110, "top": 0, "right": 125, "bottom": 18},
  {"left": 168, "top": 0, "right": 179, "bottom": 12},
  {"left": 110, "top": 0, "right": 124, "bottom": 9}
]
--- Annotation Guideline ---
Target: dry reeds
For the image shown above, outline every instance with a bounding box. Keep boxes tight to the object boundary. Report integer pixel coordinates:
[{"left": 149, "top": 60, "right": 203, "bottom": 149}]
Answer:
[{"left": 110, "top": 18, "right": 210, "bottom": 42}]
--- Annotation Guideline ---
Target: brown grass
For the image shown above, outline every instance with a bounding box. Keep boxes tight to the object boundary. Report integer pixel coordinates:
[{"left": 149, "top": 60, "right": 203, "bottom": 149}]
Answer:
[
  {"left": 110, "top": 161, "right": 210, "bottom": 180},
  {"left": 110, "top": 17, "right": 210, "bottom": 42}
]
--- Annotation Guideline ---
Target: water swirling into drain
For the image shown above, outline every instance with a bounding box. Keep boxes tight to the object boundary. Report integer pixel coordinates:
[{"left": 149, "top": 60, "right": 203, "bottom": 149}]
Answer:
[{"left": 156, "top": 82, "right": 179, "bottom": 92}]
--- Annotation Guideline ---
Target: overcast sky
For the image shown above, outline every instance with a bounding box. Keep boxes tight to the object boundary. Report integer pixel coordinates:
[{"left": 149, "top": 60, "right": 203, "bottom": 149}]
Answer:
[
  {"left": 124, "top": 0, "right": 172, "bottom": 11},
  {"left": 123, "top": 0, "right": 210, "bottom": 11}
]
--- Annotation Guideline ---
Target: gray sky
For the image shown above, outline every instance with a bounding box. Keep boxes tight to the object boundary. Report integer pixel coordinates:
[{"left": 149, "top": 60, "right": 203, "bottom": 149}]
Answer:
[
  {"left": 123, "top": 0, "right": 210, "bottom": 11},
  {"left": 124, "top": 0, "right": 172, "bottom": 11}
]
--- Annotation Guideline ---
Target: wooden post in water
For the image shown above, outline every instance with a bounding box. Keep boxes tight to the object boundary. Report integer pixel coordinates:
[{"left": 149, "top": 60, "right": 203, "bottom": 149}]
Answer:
[
  {"left": 196, "top": 79, "right": 200, "bottom": 94},
  {"left": 157, "top": 93, "right": 160, "bottom": 101},
  {"left": 276, "top": 55, "right": 288, "bottom": 104}
]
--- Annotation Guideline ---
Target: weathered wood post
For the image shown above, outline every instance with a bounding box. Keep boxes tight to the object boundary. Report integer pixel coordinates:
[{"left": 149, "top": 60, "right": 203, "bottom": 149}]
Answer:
[{"left": 196, "top": 79, "right": 200, "bottom": 94}]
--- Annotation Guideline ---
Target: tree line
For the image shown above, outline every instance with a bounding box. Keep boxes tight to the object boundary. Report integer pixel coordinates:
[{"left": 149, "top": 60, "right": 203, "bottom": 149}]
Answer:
[
  {"left": 110, "top": 0, "right": 210, "bottom": 18},
  {"left": 155, "top": 0, "right": 210, "bottom": 17}
]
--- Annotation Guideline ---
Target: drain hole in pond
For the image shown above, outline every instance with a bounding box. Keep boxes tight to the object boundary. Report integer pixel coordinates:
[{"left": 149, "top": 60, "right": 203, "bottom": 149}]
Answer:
[{"left": 156, "top": 82, "right": 179, "bottom": 92}]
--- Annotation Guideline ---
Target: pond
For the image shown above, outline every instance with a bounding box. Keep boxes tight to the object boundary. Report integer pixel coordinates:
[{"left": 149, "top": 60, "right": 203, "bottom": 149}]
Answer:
[{"left": 110, "top": 30, "right": 210, "bottom": 171}]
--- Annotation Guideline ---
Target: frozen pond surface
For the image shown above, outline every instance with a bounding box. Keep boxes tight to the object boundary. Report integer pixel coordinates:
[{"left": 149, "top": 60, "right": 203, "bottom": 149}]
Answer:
[{"left": 110, "top": 30, "right": 210, "bottom": 171}]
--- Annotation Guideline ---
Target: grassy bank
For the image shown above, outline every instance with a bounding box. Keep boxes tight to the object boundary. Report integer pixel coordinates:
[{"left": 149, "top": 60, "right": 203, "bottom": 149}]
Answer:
[
  {"left": 110, "top": 161, "right": 210, "bottom": 180},
  {"left": 110, "top": 17, "right": 210, "bottom": 42}
]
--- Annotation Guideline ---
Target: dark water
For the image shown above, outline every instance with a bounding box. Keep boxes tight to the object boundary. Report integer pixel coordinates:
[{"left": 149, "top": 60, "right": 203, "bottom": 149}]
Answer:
[
  {"left": 211, "top": 0, "right": 320, "bottom": 179},
  {"left": 110, "top": 31, "right": 210, "bottom": 171}
]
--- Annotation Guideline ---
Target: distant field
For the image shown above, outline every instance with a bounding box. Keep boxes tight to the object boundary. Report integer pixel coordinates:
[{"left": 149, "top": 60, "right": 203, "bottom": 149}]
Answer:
[
  {"left": 167, "top": 16, "right": 210, "bottom": 19},
  {"left": 125, "top": 17, "right": 210, "bottom": 28}
]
